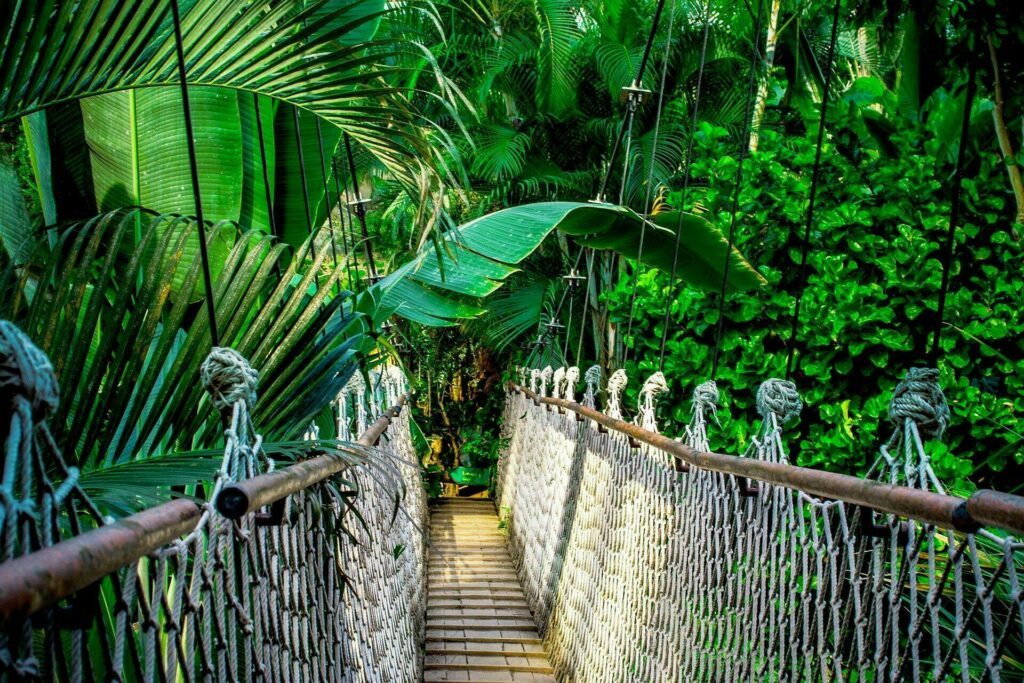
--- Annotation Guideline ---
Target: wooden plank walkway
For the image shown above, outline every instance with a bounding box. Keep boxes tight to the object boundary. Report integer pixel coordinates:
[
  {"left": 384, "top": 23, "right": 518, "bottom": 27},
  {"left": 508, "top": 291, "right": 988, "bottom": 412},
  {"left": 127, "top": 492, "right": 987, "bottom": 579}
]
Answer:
[{"left": 424, "top": 498, "right": 556, "bottom": 682}]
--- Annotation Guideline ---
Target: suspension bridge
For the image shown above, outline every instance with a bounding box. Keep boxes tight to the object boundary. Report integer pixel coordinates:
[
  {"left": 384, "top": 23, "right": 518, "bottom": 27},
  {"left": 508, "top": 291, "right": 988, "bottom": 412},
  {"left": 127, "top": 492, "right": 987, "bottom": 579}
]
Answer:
[
  {"left": 2, "top": 0, "right": 1023, "bottom": 681},
  {"left": 3, "top": 333, "right": 1024, "bottom": 681}
]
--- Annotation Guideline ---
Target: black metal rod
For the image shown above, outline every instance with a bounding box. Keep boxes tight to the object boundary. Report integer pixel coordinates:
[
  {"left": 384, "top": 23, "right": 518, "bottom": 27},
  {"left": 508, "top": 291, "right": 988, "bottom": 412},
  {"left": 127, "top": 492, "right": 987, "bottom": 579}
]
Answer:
[
  {"left": 252, "top": 92, "right": 277, "bottom": 240},
  {"left": 170, "top": 0, "right": 219, "bottom": 347},
  {"left": 785, "top": 0, "right": 842, "bottom": 377},
  {"left": 710, "top": 0, "right": 765, "bottom": 377},
  {"left": 931, "top": 61, "right": 978, "bottom": 361},
  {"left": 343, "top": 132, "right": 378, "bottom": 280}
]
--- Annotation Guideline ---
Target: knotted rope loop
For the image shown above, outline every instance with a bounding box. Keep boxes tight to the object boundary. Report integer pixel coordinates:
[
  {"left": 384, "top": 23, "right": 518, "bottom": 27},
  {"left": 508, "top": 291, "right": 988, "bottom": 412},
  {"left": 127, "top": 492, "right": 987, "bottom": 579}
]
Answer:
[
  {"left": 756, "top": 378, "right": 801, "bottom": 424},
  {"left": 637, "top": 372, "right": 668, "bottom": 432},
  {"left": 0, "top": 320, "right": 59, "bottom": 420},
  {"left": 201, "top": 347, "right": 259, "bottom": 413},
  {"left": 889, "top": 367, "right": 949, "bottom": 439},
  {"left": 552, "top": 367, "right": 566, "bottom": 400},
  {"left": 539, "top": 366, "right": 553, "bottom": 398},
  {"left": 583, "top": 365, "right": 601, "bottom": 408},
  {"left": 606, "top": 369, "right": 627, "bottom": 419},
  {"left": 565, "top": 367, "right": 580, "bottom": 403},
  {"left": 692, "top": 380, "right": 719, "bottom": 418}
]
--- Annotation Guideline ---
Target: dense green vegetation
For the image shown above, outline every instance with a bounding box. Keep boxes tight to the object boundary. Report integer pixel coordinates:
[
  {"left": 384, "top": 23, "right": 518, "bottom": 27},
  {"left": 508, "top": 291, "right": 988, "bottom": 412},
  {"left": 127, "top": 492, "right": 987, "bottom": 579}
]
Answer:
[{"left": 1, "top": 0, "right": 1022, "bottom": 502}]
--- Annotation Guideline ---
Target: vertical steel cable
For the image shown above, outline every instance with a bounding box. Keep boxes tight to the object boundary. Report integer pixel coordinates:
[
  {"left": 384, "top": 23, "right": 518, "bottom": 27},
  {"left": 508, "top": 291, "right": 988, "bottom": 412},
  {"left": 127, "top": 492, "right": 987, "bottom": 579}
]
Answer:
[
  {"left": 314, "top": 119, "right": 341, "bottom": 289},
  {"left": 785, "top": 0, "right": 842, "bottom": 377},
  {"left": 292, "top": 108, "right": 316, "bottom": 253},
  {"left": 344, "top": 132, "right": 379, "bottom": 281},
  {"left": 170, "top": 0, "right": 219, "bottom": 347},
  {"left": 930, "top": 60, "right": 978, "bottom": 363},
  {"left": 252, "top": 93, "right": 277, "bottom": 240},
  {"left": 623, "top": 0, "right": 679, "bottom": 363},
  {"left": 656, "top": 2, "right": 710, "bottom": 370},
  {"left": 709, "top": 0, "right": 766, "bottom": 377},
  {"left": 576, "top": 250, "right": 594, "bottom": 366},
  {"left": 595, "top": 0, "right": 667, "bottom": 202},
  {"left": 330, "top": 156, "right": 358, "bottom": 289}
]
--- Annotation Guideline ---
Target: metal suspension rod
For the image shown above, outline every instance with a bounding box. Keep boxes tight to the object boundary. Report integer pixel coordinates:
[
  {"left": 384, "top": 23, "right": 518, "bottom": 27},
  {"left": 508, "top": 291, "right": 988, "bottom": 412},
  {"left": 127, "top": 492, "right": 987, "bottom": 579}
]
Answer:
[
  {"left": 292, "top": 107, "right": 316, "bottom": 251},
  {"left": 170, "top": 0, "right": 219, "bottom": 347},
  {"left": 314, "top": 118, "right": 341, "bottom": 286},
  {"left": 931, "top": 61, "right": 978, "bottom": 362},
  {"left": 252, "top": 93, "right": 277, "bottom": 240},
  {"left": 785, "top": 0, "right": 842, "bottom": 377},
  {"left": 710, "top": 0, "right": 765, "bottom": 377},
  {"left": 330, "top": 155, "right": 358, "bottom": 289},
  {"left": 344, "top": 132, "right": 379, "bottom": 281},
  {"left": 657, "top": 2, "right": 711, "bottom": 370}
]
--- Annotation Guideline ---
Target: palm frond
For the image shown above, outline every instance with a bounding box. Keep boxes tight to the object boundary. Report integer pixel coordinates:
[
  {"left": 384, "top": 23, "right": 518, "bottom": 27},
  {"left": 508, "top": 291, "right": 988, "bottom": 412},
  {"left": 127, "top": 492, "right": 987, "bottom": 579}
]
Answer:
[{"left": 0, "top": 209, "right": 380, "bottom": 468}]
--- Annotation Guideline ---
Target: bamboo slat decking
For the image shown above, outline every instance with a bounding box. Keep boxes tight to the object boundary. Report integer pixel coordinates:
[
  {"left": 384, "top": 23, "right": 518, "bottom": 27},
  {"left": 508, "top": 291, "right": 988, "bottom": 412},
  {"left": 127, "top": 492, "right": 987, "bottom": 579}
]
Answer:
[{"left": 424, "top": 498, "right": 556, "bottom": 682}]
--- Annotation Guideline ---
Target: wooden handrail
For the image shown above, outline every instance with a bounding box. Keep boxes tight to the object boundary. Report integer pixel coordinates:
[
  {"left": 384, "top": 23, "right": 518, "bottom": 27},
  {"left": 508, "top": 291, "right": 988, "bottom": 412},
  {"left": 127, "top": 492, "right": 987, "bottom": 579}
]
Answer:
[
  {"left": 216, "top": 394, "right": 409, "bottom": 519},
  {"left": 513, "top": 385, "right": 1024, "bottom": 537}
]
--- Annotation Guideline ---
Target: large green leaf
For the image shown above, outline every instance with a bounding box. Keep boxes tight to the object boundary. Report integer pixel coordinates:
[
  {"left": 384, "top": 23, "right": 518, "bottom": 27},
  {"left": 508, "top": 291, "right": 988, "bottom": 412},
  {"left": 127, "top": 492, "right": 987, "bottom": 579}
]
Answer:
[
  {"left": 81, "top": 87, "right": 243, "bottom": 218},
  {"left": 0, "top": 209, "right": 378, "bottom": 469},
  {"left": 80, "top": 87, "right": 243, "bottom": 300},
  {"left": 375, "top": 200, "right": 764, "bottom": 326},
  {"left": 0, "top": 163, "right": 34, "bottom": 264},
  {"left": 0, "top": 0, "right": 463, "bottom": 244}
]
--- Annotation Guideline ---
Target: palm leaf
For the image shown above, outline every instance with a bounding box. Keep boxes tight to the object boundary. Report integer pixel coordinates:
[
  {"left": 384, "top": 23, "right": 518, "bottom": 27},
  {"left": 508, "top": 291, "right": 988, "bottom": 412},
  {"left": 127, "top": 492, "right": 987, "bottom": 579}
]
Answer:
[
  {"left": 0, "top": 0, "right": 465, "bottom": 242},
  {"left": 0, "top": 209, "right": 379, "bottom": 469},
  {"left": 374, "top": 200, "right": 764, "bottom": 326}
]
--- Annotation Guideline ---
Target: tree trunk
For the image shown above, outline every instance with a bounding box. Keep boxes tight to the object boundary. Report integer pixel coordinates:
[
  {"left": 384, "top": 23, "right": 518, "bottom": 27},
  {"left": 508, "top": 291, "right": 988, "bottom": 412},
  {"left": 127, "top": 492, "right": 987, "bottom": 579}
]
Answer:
[
  {"left": 988, "top": 34, "right": 1024, "bottom": 239},
  {"left": 748, "top": 0, "right": 782, "bottom": 153}
]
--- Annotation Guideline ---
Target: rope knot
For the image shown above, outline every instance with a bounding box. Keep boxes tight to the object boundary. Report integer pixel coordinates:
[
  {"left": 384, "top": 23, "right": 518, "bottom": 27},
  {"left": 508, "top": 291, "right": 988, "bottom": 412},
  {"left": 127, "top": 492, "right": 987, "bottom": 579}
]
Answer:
[
  {"left": 539, "top": 366, "right": 553, "bottom": 397},
  {"left": 889, "top": 367, "right": 949, "bottom": 439},
  {"left": 583, "top": 365, "right": 601, "bottom": 408},
  {"left": 637, "top": 372, "right": 668, "bottom": 432},
  {"left": 756, "top": 378, "right": 801, "bottom": 424},
  {"left": 639, "top": 372, "right": 668, "bottom": 403},
  {"left": 0, "top": 320, "right": 59, "bottom": 420},
  {"left": 200, "top": 347, "right": 259, "bottom": 413},
  {"left": 564, "top": 367, "right": 580, "bottom": 402},
  {"left": 552, "top": 367, "right": 566, "bottom": 400},
  {"left": 692, "top": 380, "right": 720, "bottom": 414},
  {"left": 605, "top": 369, "right": 627, "bottom": 419}
]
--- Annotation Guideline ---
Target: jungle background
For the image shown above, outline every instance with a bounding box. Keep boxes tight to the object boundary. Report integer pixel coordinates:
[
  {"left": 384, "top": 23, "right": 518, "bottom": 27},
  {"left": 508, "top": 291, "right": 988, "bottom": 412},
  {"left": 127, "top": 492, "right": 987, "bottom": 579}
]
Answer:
[{"left": 1, "top": 0, "right": 1023, "bottom": 501}]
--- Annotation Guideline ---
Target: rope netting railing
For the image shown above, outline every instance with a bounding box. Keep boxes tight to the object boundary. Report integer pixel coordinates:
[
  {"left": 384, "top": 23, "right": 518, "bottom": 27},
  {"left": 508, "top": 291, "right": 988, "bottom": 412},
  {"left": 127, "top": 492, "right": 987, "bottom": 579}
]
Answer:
[
  {"left": 0, "top": 322, "right": 425, "bottom": 682},
  {"left": 501, "top": 365, "right": 1024, "bottom": 682}
]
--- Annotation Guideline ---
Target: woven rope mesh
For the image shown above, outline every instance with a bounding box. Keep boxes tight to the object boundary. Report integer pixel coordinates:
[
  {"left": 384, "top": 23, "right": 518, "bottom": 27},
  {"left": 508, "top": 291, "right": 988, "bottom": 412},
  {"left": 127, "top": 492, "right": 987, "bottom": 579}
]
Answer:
[
  {"left": 499, "top": 369, "right": 1024, "bottom": 682},
  {"left": 0, "top": 335, "right": 425, "bottom": 682}
]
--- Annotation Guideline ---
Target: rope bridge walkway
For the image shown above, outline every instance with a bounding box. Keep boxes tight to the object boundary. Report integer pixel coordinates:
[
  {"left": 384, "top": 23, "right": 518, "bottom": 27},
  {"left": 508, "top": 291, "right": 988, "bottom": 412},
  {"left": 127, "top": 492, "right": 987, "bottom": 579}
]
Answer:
[
  {"left": 425, "top": 498, "right": 555, "bottom": 681},
  {"left": 4, "top": 318, "right": 1024, "bottom": 682}
]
